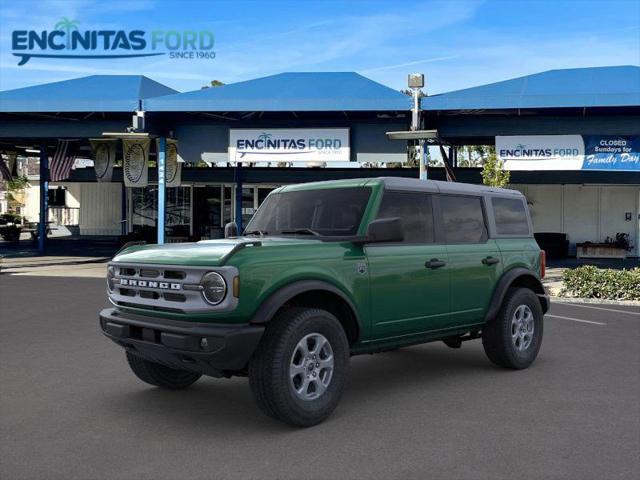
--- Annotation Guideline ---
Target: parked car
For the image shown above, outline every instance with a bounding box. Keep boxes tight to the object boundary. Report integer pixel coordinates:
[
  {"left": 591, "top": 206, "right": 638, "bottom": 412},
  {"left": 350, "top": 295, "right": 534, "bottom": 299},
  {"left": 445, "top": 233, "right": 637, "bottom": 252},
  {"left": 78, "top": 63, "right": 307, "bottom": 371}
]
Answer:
[
  {"left": 99, "top": 178, "right": 549, "bottom": 427},
  {"left": 0, "top": 213, "right": 23, "bottom": 242}
]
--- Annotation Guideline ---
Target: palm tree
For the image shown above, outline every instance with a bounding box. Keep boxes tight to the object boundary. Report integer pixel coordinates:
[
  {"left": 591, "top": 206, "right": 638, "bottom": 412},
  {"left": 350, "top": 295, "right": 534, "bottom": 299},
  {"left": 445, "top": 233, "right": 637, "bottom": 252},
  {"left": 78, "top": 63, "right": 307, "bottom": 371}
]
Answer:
[{"left": 54, "top": 17, "right": 80, "bottom": 49}]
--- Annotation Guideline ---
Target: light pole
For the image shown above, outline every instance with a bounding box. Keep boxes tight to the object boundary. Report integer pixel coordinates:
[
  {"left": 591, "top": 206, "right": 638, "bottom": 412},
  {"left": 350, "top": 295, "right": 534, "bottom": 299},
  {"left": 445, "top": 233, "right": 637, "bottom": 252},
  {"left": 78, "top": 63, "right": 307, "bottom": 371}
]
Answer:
[{"left": 408, "top": 73, "right": 427, "bottom": 180}]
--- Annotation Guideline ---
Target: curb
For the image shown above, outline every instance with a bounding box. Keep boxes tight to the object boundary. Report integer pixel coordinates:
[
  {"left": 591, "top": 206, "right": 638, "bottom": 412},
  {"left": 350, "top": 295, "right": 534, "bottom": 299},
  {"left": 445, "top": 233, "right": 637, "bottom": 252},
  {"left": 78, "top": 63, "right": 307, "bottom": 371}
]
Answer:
[
  {"left": 550, "top": 296, "right": 640, "bottom": 307},
  {"left": 0, "top": 257, "right": 109, "bottom": 271}
]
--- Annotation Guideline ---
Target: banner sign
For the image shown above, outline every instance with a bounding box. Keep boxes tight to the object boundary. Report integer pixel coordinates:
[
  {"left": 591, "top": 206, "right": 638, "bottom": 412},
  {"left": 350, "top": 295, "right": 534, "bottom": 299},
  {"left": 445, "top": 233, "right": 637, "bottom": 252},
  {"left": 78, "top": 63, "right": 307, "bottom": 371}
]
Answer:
[
  {"left": 156, "top": 138, "right": 181, "bottom": 187},
  {"left": 229, "top": 128, "right": 350, "bottom": 163},
  {"left": 497, "top": 135, "right": 584, "bottom": 170},
  {"left": 122, "top": 138, "right": 150, "bottom": 187},
  {"left": 497, "top": 135, "right": 640, "bottom": 171},
  {"left": 582, "top": 136, "right": 640, "bottom": 171},
  {"left": 90, "top": 139, "right": 117, "bottom": 182}
]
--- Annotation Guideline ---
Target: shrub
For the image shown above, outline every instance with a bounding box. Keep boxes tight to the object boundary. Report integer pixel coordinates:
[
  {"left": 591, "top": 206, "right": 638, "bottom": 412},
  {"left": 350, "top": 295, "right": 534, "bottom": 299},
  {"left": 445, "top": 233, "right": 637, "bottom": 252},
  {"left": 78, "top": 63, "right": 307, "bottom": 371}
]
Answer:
[{"left": 560, "top": 265, "right": 640, "bottom": 301}]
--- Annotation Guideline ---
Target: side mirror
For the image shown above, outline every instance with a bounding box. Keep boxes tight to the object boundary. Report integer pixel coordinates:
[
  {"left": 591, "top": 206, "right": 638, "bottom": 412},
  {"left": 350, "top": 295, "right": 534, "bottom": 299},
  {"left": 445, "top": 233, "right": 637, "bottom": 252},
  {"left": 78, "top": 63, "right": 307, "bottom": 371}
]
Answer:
[
  {"left": 366, "top": 217, "right": 404, "bottom": 243},
  {"left": 224, "top": 221, "right": 238, "bottom": 238}
]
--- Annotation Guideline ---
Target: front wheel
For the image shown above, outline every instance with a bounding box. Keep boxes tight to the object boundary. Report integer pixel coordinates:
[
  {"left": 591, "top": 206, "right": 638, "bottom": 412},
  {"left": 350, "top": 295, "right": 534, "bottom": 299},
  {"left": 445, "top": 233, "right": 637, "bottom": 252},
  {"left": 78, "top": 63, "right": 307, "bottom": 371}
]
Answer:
[
  {"left": 249, "top": 307, "right": 349, "bottom": 427},
  {"left": 482, "top": 288, "right": 544, "bottom": 369}
]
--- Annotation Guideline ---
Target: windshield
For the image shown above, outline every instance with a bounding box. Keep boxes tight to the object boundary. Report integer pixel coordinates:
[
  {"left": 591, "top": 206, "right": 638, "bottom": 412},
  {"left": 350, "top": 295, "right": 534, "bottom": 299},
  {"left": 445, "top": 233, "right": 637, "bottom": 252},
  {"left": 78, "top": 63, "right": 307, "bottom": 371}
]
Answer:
[{"left": 245, "top": 187, "right": 371, "bottom": 237}]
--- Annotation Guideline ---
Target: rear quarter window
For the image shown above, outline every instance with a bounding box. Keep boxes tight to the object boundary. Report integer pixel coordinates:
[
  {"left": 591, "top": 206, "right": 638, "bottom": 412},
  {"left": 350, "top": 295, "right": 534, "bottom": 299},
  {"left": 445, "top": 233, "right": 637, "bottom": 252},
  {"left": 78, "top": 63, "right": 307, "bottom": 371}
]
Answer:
[{"left": 492, "top": 197, "right": 530, "bottom": 235}]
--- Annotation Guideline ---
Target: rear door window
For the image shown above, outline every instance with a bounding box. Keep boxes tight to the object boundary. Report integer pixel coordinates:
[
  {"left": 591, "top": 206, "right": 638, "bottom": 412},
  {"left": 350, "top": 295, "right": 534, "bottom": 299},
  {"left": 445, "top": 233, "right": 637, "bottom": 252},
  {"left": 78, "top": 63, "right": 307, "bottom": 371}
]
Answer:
[
  {"left": 376, "top": 191, "right": 434, "bottom": 243},
  {"left": 440, "top": 195, "right": 487, "bottom": 244},
  {"left": 492, "top": 197, "right": 530, "bottom": 235}
]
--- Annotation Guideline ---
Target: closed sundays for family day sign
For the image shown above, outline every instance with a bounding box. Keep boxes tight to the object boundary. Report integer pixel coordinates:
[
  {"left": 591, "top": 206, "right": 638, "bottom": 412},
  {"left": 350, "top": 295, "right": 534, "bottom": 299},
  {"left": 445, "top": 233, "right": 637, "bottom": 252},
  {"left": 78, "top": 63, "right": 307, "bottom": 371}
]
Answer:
[
  {"left": 229, "top": 128, "right": 350, "bottom": 163},
  {"left": 497, "top": 135, "right": 640, "bottom": 171}
]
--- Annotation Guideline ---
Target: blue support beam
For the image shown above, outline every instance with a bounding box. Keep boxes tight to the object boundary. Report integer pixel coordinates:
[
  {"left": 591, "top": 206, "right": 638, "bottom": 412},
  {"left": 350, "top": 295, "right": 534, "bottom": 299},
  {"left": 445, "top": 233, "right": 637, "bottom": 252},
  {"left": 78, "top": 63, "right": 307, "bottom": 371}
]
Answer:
[
  {"left": 234, "top": 163, "right": 243, "bottom": 232},
  {"left": 38, "top": 145, "right": 48, "bottom": 255},
  {"left": 157, "top": 137, "right": 166, "bottom": 244}
]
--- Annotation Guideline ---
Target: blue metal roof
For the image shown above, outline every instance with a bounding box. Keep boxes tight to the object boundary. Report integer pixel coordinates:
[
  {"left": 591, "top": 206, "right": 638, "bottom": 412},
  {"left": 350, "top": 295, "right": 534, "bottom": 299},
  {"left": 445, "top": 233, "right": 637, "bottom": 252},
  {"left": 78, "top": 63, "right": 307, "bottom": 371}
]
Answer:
[
  {"left": 422, "top": 66, "right": 640, "bottom": 111},
  {"left": 144, "top": 72, "right": 411, "bottom": 112},
  {"left": 0, "top": 75, "right": 178, "bottom": 113}
]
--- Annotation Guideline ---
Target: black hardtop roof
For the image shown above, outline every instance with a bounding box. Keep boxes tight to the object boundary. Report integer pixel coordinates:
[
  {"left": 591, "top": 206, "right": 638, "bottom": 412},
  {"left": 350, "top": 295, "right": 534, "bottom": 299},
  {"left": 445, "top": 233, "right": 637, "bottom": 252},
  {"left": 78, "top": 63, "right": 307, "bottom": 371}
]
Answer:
[{"left": 378, "top": 177, "right": 523, "bottom": 197}]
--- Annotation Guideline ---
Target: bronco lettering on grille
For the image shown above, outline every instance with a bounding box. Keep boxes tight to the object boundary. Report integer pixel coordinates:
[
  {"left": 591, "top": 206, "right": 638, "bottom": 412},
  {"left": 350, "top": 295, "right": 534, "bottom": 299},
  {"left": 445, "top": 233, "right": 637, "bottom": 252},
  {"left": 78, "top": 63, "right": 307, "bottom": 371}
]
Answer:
[{"left": 118, "top": 278, "right": 181, "bottom": 290}]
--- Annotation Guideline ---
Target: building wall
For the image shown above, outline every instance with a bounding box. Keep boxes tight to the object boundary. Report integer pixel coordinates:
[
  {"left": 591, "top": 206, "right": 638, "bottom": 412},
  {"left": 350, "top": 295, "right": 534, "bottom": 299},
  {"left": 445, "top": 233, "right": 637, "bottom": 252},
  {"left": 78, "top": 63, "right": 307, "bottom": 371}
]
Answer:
[
  {"left": 512, "top": 184, "right": 640, "bottom": 256},
  {"left": 78, "top": 183, "right": 122, "bottom": 235},
  {"left": 23, "top": 182, "right": 40, "bottom": 222}
]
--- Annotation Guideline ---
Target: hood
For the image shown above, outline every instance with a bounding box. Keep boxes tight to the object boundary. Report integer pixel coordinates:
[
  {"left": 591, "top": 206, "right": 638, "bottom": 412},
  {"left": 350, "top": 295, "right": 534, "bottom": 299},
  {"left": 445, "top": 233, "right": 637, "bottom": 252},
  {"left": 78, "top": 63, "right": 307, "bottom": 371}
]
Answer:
[{"left": 112, "top": 236, "right": 322, "bottom": 266}]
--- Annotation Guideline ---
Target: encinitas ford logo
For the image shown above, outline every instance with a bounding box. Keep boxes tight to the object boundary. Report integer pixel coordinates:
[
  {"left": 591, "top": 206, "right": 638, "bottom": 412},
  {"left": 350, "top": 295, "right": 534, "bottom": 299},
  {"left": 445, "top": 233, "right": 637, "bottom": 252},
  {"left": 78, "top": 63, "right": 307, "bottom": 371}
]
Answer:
[
  {"left": 236, "top": 131, "right": 342, "bottom": 158},
  {"left": 499, "top": 143, "right": 579, "bottom": 158},
  {"left": 11, "top": 17, "right": 215, "bottom": 65}
]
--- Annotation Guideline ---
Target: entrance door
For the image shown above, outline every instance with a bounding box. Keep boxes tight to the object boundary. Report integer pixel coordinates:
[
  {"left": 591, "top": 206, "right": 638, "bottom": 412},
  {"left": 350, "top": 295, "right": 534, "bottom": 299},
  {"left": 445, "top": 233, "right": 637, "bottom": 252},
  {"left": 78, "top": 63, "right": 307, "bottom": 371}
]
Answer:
[
  {"left": 193, "top": 186, "right": 223, "bottom": 240},
  {"left": 367, "top": 191, "right": 450, "bottom": 339}
]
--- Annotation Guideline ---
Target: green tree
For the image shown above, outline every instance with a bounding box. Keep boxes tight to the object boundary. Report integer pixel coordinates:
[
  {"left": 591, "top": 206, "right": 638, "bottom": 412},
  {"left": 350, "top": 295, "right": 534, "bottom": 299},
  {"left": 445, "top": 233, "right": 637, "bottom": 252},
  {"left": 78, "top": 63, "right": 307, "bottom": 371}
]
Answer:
[
  {"left": 201, "top": 80, "right": 225, "bottom": 89},
  {"left": 481, "top": 152, "right": 510, "bottom": 188},
  {"left": 54, "top": 17, "right": 80, "bottom": 49},
  {"left": 6, "top": 175, "right": 29, "bottom": 213}
]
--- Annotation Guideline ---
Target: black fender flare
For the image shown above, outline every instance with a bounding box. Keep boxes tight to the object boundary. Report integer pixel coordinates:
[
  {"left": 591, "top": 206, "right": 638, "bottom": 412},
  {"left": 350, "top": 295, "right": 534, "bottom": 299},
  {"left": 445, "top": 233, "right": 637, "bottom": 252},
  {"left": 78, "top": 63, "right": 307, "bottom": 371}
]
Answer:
[
  {"left": 249, "top": 279, "right": 362, "bottom": 332},
  {"left": 484, "top": 268, "right": 549, "bottom": 322}
]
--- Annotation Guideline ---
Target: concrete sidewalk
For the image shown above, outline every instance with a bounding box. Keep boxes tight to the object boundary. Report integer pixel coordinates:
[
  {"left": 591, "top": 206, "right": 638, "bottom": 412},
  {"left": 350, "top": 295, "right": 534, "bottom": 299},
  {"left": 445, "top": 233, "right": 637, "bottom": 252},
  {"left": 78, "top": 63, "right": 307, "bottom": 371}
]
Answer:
[
  {"left": 0, "top": 256, "right": 108, "bottom": 276},
  {"left": 542, "top": 267, "right": 564, "bottom": 296}
]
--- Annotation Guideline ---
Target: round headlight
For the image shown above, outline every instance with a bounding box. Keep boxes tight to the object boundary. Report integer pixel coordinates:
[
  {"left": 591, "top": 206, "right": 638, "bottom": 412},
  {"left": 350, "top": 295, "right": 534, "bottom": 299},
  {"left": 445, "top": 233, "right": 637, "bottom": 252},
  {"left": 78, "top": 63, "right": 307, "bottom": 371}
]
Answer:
[
  {"left": 201, "top": 272, "right": 227, "bottom": 305},
  {"left": 106, "top": 265, "right": 115, "bottom": 292}
]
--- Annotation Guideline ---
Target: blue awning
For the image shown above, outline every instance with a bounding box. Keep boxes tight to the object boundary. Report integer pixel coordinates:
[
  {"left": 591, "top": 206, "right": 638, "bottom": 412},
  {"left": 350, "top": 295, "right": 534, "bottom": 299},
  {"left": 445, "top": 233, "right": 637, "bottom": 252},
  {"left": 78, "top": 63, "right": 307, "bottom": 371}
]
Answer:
[
  {"left": 422, "top": 65, "right": 640, "bottom": 111},
  {"left": 0, "top": 75, "right": 177, "bottom": 113},
  {"left": 144, "top": 72, "right": 411, "bottom": 112}
]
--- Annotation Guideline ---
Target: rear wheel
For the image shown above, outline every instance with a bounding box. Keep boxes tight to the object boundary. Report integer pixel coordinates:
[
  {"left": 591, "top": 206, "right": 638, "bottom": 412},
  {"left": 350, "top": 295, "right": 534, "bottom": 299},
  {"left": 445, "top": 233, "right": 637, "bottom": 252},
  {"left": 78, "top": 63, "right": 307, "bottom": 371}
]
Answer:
[
  {"left": 126, "top": 352, "right": 201, "bottom": 389},
  {"left": 482, "top": 288, "right": 543, "bottom": 369},
  {"left": 249, "top": 307, "right": 349, "bottom": 427}
]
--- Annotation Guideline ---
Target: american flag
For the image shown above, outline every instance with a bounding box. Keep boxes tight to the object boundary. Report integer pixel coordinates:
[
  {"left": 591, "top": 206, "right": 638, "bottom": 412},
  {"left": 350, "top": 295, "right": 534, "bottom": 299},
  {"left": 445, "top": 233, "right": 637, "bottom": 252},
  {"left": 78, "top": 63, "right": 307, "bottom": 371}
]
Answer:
[{"left": 49, "top": 140, "right": 78, "bottom": 182}]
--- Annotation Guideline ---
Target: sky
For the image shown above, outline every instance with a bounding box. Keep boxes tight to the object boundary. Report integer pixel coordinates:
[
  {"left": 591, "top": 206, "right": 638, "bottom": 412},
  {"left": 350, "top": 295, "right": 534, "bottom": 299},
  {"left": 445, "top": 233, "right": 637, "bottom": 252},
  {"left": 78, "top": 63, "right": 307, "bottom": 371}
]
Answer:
[{"left": 0, "top": 0, "right": 638, "bottom": 94}]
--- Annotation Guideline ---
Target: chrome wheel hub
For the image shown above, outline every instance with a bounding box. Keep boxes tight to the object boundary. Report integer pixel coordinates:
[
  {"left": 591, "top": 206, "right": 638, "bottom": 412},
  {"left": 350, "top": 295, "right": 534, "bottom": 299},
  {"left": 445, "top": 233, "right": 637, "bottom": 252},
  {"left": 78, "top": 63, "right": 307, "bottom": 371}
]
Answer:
[
  {"left": 511, "top": 304, "right": 534, "bottom": 351},
  {"left": 290, "top": 333, "right": 334, "bottom": 401}
]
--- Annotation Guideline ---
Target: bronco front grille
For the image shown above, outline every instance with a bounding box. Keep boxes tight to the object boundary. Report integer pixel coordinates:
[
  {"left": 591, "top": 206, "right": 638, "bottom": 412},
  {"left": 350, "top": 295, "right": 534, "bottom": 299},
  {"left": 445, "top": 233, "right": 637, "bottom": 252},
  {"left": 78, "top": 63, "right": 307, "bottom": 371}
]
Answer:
[{"left": 108, "top": 262, "right": 238, "bottom": 314}]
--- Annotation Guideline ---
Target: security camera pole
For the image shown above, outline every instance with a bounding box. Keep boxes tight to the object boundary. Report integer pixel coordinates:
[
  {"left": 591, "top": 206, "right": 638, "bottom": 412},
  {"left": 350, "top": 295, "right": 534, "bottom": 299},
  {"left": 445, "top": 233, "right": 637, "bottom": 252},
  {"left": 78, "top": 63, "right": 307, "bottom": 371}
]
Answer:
[{"left": 408, "top": 73, "right": 427, "bottom": 180}]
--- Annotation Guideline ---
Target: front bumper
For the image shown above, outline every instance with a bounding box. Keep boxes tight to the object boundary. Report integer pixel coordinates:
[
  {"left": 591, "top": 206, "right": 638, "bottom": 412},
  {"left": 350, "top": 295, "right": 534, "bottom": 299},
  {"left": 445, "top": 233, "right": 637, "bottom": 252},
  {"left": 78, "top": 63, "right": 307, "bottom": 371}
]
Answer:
[{"left": 99, "top": 308, "right": 264, "bottom": 377}]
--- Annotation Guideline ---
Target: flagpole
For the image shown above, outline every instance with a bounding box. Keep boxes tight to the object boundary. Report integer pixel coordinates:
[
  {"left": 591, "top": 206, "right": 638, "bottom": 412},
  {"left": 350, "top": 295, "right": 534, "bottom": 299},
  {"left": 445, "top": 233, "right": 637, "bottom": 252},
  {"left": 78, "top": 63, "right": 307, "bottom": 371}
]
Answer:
[{"left": 38, "top": 144, "right": 48, "bottom": 255}]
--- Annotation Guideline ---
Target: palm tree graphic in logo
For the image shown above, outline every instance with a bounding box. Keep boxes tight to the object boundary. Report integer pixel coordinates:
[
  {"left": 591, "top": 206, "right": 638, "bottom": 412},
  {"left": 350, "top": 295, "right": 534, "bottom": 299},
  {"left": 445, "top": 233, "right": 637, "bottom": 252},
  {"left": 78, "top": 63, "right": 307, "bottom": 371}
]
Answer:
[
  {"left": 257, "top": 132, "right": 272, "bottom": 142},
  {"left": 516, "top": 143, "right": 526, "bottom": 151},
  {"left": 54, "top": 17, "right": 80, "bottom": 49}
]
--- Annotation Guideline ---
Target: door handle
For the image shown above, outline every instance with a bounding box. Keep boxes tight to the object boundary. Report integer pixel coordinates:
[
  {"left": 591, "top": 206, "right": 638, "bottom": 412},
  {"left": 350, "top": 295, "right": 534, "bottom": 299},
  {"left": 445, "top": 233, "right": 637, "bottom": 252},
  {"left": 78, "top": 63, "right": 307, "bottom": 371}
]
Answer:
[
  {"left": 482, "top": 256, "right": 500, "bottom": 265},
  {"left": 425, "top": 258, "right": 446, "bottom": 269}
]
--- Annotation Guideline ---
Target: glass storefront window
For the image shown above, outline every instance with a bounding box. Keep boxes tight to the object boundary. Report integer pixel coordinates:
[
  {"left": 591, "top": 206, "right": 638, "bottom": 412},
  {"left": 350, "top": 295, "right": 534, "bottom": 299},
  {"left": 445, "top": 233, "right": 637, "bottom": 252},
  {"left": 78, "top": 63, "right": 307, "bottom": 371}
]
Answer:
[{"left": 130, "top": 186, "right": 191, "bottom": 241}]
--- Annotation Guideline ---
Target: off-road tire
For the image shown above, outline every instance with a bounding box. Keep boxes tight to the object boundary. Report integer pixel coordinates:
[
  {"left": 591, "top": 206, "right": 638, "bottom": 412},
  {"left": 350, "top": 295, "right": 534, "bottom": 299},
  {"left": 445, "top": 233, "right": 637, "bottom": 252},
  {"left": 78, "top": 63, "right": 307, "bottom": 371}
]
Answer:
[
  {"left": 126, "top": 351, "right": 202, "bottom": 389},
  {"left": 482, "top": 288, "right": 543, "bottom": 369},
  {"left": 249, "top": 307, "right": 350, "bottom": 427}
]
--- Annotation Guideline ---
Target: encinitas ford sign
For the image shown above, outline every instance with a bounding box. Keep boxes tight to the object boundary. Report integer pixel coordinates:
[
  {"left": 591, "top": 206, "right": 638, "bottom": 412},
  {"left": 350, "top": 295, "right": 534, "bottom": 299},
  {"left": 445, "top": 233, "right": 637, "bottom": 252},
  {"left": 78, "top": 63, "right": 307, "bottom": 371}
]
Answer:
[
  {"left": 11, "top": 17, "right": 215, "bottom": 65},
  {"left": 497, "top": 135, "right": 584, "bottom": 170},
  {"left": 229, "top": 128, "right": 350, "bottom": 163}
]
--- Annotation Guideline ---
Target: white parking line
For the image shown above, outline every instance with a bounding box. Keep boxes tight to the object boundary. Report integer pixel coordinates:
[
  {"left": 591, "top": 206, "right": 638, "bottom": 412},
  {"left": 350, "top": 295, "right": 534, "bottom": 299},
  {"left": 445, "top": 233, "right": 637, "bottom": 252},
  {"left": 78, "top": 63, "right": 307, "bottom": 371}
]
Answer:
[
  {"left": 554, "top": 302, "right": 640, "bottom": 317},
  {"left": 545, "top": 314, "right": 607, "bottom": 326}
]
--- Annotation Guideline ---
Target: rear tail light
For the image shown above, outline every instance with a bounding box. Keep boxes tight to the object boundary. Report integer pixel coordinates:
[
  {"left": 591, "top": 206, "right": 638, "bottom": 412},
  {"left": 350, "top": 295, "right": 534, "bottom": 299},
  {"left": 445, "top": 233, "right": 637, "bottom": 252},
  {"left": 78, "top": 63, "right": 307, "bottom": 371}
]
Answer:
[{"left": 539, "top": 250, "right": 546, "bottom": 279}]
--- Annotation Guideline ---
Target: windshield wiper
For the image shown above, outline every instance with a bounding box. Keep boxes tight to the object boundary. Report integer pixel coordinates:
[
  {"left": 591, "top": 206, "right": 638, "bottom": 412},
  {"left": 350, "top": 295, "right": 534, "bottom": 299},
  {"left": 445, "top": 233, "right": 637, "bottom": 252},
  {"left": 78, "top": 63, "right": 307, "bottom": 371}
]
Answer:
[
  {"left": 244, "top": 229, "right": 267, "bottom": 236},
  {"left": 279, "top": 228, "right": 322, "bottom": 237}
]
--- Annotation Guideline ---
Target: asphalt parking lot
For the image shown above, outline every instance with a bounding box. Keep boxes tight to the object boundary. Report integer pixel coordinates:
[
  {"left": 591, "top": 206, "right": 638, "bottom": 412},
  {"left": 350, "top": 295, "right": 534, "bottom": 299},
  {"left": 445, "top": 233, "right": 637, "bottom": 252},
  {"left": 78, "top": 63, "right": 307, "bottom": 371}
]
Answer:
[{"left": 1, "top": 274, "right": 638, "bottom": 480}]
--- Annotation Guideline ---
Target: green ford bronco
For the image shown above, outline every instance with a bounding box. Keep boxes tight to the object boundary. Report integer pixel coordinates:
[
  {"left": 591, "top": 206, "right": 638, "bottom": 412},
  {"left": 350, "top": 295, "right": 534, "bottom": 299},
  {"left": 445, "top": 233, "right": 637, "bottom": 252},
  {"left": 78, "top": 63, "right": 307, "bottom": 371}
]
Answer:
[{"left": 100, "top": 177, "right": 549, "bottom": 426}]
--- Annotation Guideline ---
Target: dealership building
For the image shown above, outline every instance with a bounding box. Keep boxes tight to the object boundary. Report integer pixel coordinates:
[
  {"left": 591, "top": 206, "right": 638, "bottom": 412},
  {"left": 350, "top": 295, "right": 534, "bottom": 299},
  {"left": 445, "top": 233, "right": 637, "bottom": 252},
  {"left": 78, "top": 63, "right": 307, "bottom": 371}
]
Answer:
[{"left": 0, "top": 65, "right": 638, "bottom": 257}]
